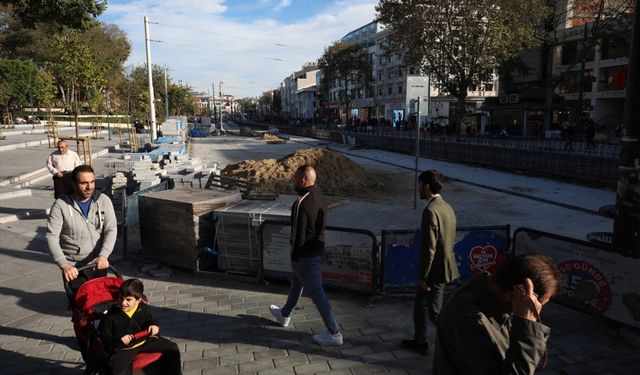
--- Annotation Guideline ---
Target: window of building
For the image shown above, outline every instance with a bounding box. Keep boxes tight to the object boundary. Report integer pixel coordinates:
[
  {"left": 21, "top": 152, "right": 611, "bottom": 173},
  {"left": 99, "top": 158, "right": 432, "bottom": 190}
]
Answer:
[
  {"left": 483, "top": 83, "right": 494, "bottom": 91},
  {"left": 388, "top": 86, "right": 392, "bottom": 95},
  {"left": 379, "top": 72, "right": 383, "bottom": 81},
  {"left": 559, "top": 69, "right": 594, "bottom": 94},
  {"left": 601, "top": 34, "right": 631, "bottom": 60},
  {"left": 561, "top": 41, "right": 595, "bottom": 65},
  {"left": 599, "top": 66, "right": 627, "bottom": 91},
  {"left": 409, "top": 67, "right": 415, "bottom": 75},
  {"left": 398, "top": 84, "right": 403, "bottom": 94},
  {"left": 378, "top": 87, "right": 383, "bottom": 96},
  {"left": 398, "top": 69, "right": 403, "bottom": 77}
]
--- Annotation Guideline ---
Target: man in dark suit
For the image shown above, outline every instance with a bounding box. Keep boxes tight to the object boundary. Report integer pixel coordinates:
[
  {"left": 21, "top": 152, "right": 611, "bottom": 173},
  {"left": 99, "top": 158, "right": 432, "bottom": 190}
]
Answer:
[{"left": 402, "top": 170, "right": 459, "bottom": 355}]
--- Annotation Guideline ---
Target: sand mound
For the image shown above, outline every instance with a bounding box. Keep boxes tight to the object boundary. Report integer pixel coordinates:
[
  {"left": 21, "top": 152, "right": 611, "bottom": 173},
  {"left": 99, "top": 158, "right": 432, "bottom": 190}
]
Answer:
[{"left": 221, "top": 148, "right": 381, "bottom": 196}]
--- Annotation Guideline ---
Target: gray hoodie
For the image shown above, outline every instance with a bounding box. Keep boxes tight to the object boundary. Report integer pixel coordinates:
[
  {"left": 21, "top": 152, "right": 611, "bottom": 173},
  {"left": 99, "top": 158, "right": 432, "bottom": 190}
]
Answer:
[{"left": 46, "top": 190, "right": 117, "bottom": 268}]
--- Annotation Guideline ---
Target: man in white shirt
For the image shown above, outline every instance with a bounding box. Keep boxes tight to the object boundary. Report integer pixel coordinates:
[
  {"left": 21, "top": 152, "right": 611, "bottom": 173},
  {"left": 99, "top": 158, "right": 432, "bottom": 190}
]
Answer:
[{"left": 46, "top": 140, "right": 83, "bottom": 199}]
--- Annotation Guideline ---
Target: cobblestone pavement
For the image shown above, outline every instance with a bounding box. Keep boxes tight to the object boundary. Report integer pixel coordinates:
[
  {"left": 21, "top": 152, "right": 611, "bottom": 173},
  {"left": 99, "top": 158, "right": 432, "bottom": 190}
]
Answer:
[{"left": 1, "top": 222, "right": 639, "bottom": 375}]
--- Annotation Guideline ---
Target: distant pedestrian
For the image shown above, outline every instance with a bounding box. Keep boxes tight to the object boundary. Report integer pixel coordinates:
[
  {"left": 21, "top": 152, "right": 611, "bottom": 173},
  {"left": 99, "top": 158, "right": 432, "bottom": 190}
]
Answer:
[
  {"left": 269, "top": 165, "right": 343, "bottom": 346},
  {"left": 402, "top": 170, "right": 459, "bottom": 355},
  {"left": 433, "top": 254, "right": 562, "bottom": 375},
  {"left": 46, "top": 140, "right": 82, "bottom": 199}
]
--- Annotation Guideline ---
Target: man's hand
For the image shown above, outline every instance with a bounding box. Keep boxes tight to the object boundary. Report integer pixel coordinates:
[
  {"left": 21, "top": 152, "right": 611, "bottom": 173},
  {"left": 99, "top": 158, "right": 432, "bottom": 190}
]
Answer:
[
  {"left": 61, "top": 264, "right": 79, "bottom": 282},
  {"left": 513, "top": 278, "right": 542, "bottom": 322},
  {"left": 95, "top": 256, "right": 109, "bottom": 270},
  {"left": 148, "top": 325, "right": 160, "bottom": 336},
  {"left": 55, "top": 171, "right": 64, "bottom": 177},
  {"left": 121, "top": 334, "right": 133, "bottom": 345},
  {"left": 419, "top": 280, "right": 431, "bottom": 292}
]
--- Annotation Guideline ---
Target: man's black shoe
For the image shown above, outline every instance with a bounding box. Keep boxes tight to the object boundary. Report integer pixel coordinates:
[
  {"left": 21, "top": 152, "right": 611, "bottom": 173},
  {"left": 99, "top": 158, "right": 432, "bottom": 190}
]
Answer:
[{"left": 401, "top": 339, "right": 429, "bottom": 355}]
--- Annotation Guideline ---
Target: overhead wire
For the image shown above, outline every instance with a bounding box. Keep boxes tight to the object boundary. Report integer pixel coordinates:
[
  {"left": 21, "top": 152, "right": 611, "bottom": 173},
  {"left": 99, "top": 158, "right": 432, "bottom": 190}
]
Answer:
[
  {"left": 148, "top": 21, "right": 318, "bottom": 52},
  {"left": 149, "top": 39, "right": 303, "bottom": 64}
]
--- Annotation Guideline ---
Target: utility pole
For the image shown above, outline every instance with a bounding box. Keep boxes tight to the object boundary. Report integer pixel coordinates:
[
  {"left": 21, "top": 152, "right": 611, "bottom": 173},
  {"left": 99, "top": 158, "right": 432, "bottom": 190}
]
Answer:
[
  {"left": 414, "top": 96, "right": 421, "bottom": 210},
  {"left": 212, "top": 82, "right": 216, "bottom": 127},
  {"left": 144, "top": 16, "right": 157, "bottom": 141},
  {"left": 164, "top": 65, "right": 169, "bottom": 119},
  {"left": 219, "top": 81, "right": 224, "bottom": 131},
  {"left": 613, "top": 0, "right": 640, "bottom": 253}
]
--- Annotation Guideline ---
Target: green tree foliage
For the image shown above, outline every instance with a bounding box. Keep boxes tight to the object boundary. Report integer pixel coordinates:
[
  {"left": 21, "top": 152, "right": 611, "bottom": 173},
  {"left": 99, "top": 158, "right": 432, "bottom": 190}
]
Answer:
[
  {"left": 0, "top": 0, "right": 106, "bottom": 29},
  {"left": 33, "top": 70, "right": 56, "bottom": 110},
  {"left": 318, "top": 40, "right": 373, "bottom": 125},
  {"left": 376, "top": 0, "right": 549, "bottom": 132},
  {"left": 0, "top": 58, "right": 38, "bottom": 121},
  {"left": 167, "top": 83, "right": 195, "bottom": 116},
  {"left": 48, "top": 31, "right": 105, "bottom": 133}
]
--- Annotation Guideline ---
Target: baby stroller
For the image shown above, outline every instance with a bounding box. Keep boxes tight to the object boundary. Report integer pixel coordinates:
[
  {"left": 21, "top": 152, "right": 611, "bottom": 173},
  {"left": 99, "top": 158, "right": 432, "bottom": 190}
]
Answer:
[{"left": 65, "top": 265, "right": 163, "bottom": 374}]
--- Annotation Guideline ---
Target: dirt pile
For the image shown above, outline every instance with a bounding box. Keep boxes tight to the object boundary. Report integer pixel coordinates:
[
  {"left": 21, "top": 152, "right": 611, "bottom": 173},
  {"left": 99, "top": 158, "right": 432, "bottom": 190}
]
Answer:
[
  {"left": 221, "top": 148, "right": 382, "bottom": 197},
  {"left": 261, "top": 133, "right": 286, "bottom": 143}
]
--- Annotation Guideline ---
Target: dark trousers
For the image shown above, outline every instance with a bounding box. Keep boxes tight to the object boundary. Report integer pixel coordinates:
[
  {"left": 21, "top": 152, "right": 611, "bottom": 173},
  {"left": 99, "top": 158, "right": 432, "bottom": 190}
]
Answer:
[
  {"left": 109, "top": 336, "right": 182, "bottom": 375},
  {"left": 413, "top": 282, "right": 445, "bottom": 343},
  {"left": 53, "top": 173, "right": 72, "bottom": 199}
]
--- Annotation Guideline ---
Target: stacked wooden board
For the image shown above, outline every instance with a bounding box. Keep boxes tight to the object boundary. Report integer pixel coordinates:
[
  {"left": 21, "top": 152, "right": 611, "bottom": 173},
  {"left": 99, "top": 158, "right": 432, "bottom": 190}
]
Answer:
[{"left": 139, "top": 188, "right": 242, "bottom": 270}]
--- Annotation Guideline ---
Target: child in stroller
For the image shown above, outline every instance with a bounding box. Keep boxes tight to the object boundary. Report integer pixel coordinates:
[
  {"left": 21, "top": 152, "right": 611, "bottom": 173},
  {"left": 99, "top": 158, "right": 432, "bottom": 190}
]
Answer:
[{"left": 67, "top": 266, "right": 180, "bottom": 374}]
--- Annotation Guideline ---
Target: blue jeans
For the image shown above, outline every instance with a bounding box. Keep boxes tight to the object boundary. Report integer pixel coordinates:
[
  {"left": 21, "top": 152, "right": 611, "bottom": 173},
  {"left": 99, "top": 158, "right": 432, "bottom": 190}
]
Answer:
[{"left": 281, "top": 256, "right": 340, "bottom": 334}]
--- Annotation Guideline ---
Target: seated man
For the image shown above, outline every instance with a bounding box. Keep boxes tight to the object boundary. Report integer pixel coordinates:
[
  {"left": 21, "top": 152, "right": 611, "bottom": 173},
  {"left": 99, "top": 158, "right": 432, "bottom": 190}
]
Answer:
[{"left": 99, "top": 279, "right": 182, "bottom": 375}]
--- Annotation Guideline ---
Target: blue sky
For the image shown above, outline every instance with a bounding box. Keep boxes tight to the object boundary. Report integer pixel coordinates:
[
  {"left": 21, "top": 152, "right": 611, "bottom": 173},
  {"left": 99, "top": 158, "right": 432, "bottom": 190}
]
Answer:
[{"left": 99, "top": 0, "right": 378, "bottom": 97}]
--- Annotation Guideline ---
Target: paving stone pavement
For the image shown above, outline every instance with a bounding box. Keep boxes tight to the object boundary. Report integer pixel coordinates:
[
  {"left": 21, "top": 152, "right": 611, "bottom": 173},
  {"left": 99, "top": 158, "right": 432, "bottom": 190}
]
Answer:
[
  {"left": 1, "top": 224, "right": 639, "bottom": 375},
  {"left": 1, "top": 127, "right": 639, "bottom": 374}
]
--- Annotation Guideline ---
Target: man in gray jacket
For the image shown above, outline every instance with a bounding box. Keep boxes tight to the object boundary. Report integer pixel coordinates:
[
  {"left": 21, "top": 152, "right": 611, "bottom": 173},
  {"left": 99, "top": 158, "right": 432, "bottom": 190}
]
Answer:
[
  {"left": 433, "top": 254, "right": 562, "bottom": 374},
  {"left": 46, "top": 165, "right": 117, "bottom": 291}
]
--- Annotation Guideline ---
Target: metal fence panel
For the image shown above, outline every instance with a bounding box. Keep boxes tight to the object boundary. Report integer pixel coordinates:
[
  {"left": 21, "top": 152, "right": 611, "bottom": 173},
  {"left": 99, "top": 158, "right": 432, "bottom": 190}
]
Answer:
[{"left": 260, "top": 221, "right": 379, "bottom": 294}]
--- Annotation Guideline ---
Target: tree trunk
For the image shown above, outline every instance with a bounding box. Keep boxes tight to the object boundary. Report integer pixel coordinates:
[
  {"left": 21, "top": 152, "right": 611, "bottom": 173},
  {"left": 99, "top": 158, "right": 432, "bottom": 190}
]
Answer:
[
  {"left": 575, "top": 23, "right": 590, "bottom": 129},
  {"left": 613, "top": 0, "right": 640, "bottom": 253},
  {"left": 543, "top": 43, "right": 555, "bottom": 131},
  {"left": 455, "top": 97, "right": 466, "bottom": 135}
]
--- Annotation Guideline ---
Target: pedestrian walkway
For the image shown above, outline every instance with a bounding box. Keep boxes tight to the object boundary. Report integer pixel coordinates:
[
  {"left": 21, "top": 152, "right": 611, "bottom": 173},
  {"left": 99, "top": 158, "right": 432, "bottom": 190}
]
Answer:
[{"left": 0, "top": 129, "right": 638, "bottom": 374}]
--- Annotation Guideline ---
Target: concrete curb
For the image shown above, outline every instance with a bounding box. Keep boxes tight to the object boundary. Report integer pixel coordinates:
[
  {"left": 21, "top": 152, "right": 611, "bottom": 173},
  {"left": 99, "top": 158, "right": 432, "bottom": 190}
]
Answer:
[
  {"left": 0, "top": 147, "right": 114, "bottom": 188},
  {"left": 0, "top": 208, "right": 49, "bottom": 224},
  {"left": 0, "top": 129, "right": 108, "bottom": 152},
  {"left": 0, "top": 188, "right": 31, "bottom": 200}
]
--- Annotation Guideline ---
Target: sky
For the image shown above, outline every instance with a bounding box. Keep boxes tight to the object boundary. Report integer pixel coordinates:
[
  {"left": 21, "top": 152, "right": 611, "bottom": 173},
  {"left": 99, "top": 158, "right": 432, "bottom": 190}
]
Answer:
[{"left": 99, "top": 0, "right": 379, "bottom": 98}]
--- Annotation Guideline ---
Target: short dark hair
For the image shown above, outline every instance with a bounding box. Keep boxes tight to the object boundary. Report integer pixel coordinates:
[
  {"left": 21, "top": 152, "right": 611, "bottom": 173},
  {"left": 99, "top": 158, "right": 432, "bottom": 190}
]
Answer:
[
  {"left": 494, "top": 254, "right": 562, "bottom": 299},
  {"left": 119, "top": 278, "right": 144, "bottom": 300},
  {"left": 71, "top": 164, "right": 93, "bottom": 183},
  {"left": 418, "top": 169, "right": 444, "bottom": 194}
]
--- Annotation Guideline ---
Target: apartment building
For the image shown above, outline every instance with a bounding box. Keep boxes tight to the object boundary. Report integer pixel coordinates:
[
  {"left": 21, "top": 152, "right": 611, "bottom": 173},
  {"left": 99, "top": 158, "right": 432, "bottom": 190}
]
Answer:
[
  {"left": 279, "top": 63, "right": 318, "bottom": 120},
  {"left": 484, "top": 0, "right": 631, "bottom": 136}
]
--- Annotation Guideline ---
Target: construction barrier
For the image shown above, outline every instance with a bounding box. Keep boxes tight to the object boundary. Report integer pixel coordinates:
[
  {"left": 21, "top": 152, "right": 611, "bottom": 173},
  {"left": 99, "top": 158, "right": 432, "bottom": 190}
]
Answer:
[
  {"left": 259, "top": 220, "right": 379, "bottom": 294},
  {"left": 513, "top": 227, "right": 640, "bottom": 329},
  {"left": 380, "top": 225, "right": 511, "bottom": 293}
]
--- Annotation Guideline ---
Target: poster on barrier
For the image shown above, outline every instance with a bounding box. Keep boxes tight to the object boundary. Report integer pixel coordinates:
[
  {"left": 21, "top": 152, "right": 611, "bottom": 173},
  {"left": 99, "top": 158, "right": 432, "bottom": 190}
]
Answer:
[
  {"left": 514, "top": 229, "right": 640, "bottom": 328},
  {"left": 382, "top": 227, "right": 509, "bottom": 290},
  {"left": 261, "top": 223, "right": 376, "bottom": 293}
]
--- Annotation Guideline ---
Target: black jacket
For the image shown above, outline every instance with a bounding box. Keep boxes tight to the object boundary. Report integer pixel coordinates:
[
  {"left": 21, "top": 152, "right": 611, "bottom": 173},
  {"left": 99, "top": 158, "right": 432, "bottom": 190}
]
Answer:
[
  {"left": 99, "top": 302, "right": 159, "bottom": 354},
  {"left": 290, "top": 185, "right": 326, "bottom": 260}
]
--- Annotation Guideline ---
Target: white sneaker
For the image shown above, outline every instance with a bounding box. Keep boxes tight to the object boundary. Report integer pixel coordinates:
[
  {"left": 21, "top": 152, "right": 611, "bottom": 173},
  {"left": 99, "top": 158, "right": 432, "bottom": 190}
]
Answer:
[
  {"left": 269, "top": 305, "right": 291, "bottom": 327},
  {"left": 312, "top": 330, "right": 343, "bottom": 346}
]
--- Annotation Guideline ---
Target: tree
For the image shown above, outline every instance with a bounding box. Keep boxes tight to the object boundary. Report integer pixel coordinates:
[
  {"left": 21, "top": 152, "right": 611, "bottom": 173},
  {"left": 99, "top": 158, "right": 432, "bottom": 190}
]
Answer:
[
  {"left": 48, "top": 31, "right": 105, "bottom": 137},
  {"left": 534, "top": 0, "right": 634, "bottom": 130},
  {"left": 0, "top": 0, "right": 106, "bottom": 29},
  {"left": 33, "top": 69, "right": 57, "bottom": 117},
  {"left": 318, "top": 40, "right": 374, "bottom": 126},
  {"left": 0, "top": 58, "right": 38, "bottom": 123},
  {"left": 376, "top": 0, "right": 549, "bottom": 133}
]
